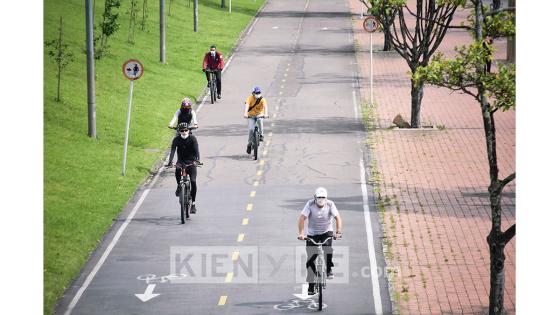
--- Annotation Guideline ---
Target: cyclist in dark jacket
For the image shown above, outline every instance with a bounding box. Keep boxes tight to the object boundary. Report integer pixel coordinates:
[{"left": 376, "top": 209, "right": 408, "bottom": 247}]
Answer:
[
  {"left": 166, "top": 122, "right": 200, "bottom": 213},
  {"left": 202, "top": 45, "right": 225, "bottom": 99}
]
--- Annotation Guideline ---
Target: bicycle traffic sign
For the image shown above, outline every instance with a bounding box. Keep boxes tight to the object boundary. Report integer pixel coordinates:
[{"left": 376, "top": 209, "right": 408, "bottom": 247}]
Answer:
[
  {"left": 122, "top": 59, "right": 144, "bottom": 80},
  {"left": 363, "top": 16, "right": 380, "bottom": 33}
]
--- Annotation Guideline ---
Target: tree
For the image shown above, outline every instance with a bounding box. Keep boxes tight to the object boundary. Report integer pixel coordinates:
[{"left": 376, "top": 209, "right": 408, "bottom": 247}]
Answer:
[
  {"left": 95, "top": 0, "right": 121, "bottom": 59},
  {"left": 415, "top": 1, "right": 515, "bottom": 314},
  {"left": 128, "top": 0, "right": 139, "bottom": 44},
  {"left": 358, "top": 0, "right": 397, "bottom": 51},
  {"left": 45, "top": 17, "right": 74, "bottom": 102},
  {"left": 140, "top": 0, "right": 149, "bottom": 31},
  {"left": 375, "top": 0, "right": 463, "bottom": 128}
]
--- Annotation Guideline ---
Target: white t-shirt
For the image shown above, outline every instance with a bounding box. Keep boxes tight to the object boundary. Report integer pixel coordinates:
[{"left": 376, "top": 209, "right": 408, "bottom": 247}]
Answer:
[{"left": 301, "top": 199, "right": 339, "bottom": 236}]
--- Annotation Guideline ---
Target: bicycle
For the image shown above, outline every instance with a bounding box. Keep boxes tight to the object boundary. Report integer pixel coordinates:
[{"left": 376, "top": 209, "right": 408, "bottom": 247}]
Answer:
[
  {"left": 169, "top": 160, "right": 203, "bottom": 224},
  {"left": 247, "top": 115, "right": 268, "bottom": 160},
  {"left": 304, "top": 236, "right": 333, "bottom": 311},
  {"left": 204, "top": 69, "right": 219, "bottom": 104}
]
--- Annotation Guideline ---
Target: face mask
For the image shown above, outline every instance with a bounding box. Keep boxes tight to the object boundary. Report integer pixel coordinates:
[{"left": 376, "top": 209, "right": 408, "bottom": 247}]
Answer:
[
  {"left": 254, "top": 93, "right": 262, "bottom": 99},
  {"left": 210, "top": 51, "right": 216, "bottom": 57},
  {"left": 316, "top": 198, "right": 326, "bottom": 207},
  {"left": 180, "top": 133, "right": 189, "bottom": 139}
]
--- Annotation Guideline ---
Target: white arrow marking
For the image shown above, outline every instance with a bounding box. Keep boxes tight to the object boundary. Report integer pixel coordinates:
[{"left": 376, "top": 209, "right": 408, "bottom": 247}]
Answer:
[
  {"left": 135, "top": 284, "right": 160, "bottom": 302},
  {"left": 293, "top": 283, "right": 315, "bottom": 300}
]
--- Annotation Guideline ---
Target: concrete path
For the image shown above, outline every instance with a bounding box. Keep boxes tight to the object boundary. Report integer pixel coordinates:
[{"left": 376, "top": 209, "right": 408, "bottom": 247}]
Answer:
[{"left": 57, "top": 0, "right": 392, "bottom": 314}]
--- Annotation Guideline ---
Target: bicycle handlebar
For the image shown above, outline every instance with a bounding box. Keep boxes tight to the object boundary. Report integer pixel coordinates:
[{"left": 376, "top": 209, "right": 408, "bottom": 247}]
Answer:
[
  {"left": 304, "top": 237, "right": 333, "bottom": 245},
  {"left": 167, "top": 161, "right": 203, "bottom": 168}
]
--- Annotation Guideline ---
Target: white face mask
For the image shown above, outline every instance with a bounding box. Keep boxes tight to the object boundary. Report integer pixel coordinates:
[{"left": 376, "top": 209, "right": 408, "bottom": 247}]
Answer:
[
  {"left": 316, "top": 198, "right": 326, "bottom": 207},
  {"left": 180, "top": 132, "right": 189, "bottom": 139},
  {"left": 254, "top": 93, "right": 262, "bottom": 99},
  {"left": 210, "top": 51, "right": 216, "bottom": 56}
]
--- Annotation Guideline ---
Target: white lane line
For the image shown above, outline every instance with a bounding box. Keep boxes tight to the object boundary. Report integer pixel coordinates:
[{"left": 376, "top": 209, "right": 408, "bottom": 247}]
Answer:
[
  {"left": 246, "top": 17, "right": 260, "bottom": 36},
  {"left": 64, "top": 167, "right": 164, "bottom": 315},
  {"left": 360, "top": 159, "right": 384, "bottom": 315},
  {"left": 352, "top": 90, "right": 358, "bottom": 119},
  {"left": 354, "top": 88, "right": 383, "bottom": 315}
]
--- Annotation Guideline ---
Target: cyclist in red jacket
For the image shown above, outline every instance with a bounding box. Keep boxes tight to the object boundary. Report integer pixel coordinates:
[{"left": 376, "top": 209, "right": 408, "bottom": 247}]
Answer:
[{"left": 202, "top": 45, "right": 225, "bottom": 99}]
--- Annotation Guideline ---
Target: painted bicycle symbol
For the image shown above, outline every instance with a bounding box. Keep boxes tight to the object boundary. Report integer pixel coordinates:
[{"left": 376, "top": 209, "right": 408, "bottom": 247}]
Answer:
[
  {"left": 273, "top": 298, "right": 327, "bottom": 311},
  {"left": 137, "top": 273, "right": 187, "bottom": 284}
]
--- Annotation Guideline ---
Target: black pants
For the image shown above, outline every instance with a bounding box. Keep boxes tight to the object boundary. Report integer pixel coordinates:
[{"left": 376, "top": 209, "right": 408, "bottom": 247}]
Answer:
[
  {"left": 175, "top": 164, "right": 197, "bottom": 202},
  {"left": 205, "top": 70, "right": 222, "bottom": 95},
  {"left": 305, "top": 231, "right": 334, "bottom": 283}
]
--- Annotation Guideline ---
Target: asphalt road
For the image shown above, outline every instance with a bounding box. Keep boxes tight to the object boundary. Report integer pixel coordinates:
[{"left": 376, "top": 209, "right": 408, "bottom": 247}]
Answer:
[{"left": 57, "top": 0, "right": 392, "bottom": 314}]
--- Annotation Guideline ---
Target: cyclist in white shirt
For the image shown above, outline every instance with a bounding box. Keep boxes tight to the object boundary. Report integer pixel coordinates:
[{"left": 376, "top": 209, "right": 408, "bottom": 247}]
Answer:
[{"left": 297, "top": 187, "right": 343, "bottom": 295}]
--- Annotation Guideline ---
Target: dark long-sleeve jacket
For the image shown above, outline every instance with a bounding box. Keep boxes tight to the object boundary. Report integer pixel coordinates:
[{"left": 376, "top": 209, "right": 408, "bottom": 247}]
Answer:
[{"left": 169, "top": 135, "right": 200, "bottom": 163}]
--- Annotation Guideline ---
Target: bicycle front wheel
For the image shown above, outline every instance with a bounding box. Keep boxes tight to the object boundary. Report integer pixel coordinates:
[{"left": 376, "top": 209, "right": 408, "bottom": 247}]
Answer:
[
  {"left": 210, "top": 79, "right": 216, "bottom": 104},
  {"left": 318, "top": 282, "right": 323, "bottom": 311},
  {"left": 252, "top": 128, "right": 259, "bottom": 160},
  {"left": 179, "top": 185, "right": 186, "bottom": 224}
]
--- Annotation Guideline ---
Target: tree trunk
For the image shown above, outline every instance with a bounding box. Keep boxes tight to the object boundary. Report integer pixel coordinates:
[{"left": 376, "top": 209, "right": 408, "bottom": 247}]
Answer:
[
  {"left": 410, "top": 77, "right": 424, "bottom": 128},
  {"left": 382, "top": 28, "right": 392, "bottom": 51}
]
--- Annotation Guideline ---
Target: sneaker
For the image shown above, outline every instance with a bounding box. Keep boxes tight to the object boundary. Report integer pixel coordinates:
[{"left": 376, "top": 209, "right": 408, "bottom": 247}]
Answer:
[
  {"left": 217, "top": 94, "right": 221, "bottom": 99},
  {"left": 207, "top": 82, "right": 210, "bottom": 88},
  {"left": 259, "top": 135, "right": 264, "bottom": 142},
  {"left": 246, "top": 144, "right": 251, "bottom": 154},
  {"left": 190, "top": 203, "right": 197, "bottom": 214},
  {"left": 327, "top": 271, "right": 334, "bottom": 279},
  {"left": 307, "top": 283, "right": 315, "bottom": 295},
  {"left": 175, "top": 185, "right": 181, "bottom": 197}
]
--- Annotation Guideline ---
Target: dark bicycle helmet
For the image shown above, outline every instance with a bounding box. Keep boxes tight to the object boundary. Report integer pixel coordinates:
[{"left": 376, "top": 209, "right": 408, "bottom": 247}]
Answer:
[{"left": 177, "top": 122, "right": 189, "bottom": 131}]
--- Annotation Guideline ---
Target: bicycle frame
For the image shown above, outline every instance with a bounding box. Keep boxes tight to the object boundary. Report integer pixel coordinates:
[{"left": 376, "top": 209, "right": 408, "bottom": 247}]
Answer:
[
  {"left": 306, "top": 236, "right": 333, "bottom": 311},
  {"left": 248, "top": 116, "right": 265, "bottom": 160}
]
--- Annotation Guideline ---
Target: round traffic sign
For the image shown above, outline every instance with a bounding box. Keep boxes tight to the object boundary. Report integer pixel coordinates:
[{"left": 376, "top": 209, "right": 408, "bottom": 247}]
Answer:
[
  {"left": 122, "top": 59, "right": 144, "bottom": 80},
  {"left": 363, "top": 16, "right": 379, "bottom": 33}
]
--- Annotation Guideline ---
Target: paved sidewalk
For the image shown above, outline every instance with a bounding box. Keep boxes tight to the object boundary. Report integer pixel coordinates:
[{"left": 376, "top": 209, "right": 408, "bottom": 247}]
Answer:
[{"left": 349, "top": 0, "right": 516, "bottom": 314}]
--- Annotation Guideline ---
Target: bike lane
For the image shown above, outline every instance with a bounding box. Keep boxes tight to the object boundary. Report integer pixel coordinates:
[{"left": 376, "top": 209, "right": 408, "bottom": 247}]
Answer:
[{"left": 57, "top": 0, "right": 391, "bottom": 314}]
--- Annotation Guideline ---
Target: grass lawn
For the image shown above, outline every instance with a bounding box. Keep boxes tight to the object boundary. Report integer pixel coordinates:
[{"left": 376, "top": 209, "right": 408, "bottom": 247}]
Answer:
[{"left": 44, "top": 0, "right": 264, "bottom": 313}]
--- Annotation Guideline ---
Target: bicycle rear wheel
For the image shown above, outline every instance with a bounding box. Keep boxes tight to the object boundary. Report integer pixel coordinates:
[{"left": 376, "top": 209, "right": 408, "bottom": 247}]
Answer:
[
  {"left": 252, "top": 127, "right": 259, "bottom": 160},
  {"left": 179, "top": 185, "right": 186, "bottom": 224}
]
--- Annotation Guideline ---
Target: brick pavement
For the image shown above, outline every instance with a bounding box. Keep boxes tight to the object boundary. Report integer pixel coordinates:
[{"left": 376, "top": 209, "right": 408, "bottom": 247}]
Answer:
[{"left": 348, "top": 0, "right": 516, "bottom": 314}]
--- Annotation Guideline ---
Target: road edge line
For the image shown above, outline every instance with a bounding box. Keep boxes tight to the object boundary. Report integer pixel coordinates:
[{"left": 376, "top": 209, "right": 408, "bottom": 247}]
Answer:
[{"left": 63, "top": 167, "right": 164, "bottom": 315}]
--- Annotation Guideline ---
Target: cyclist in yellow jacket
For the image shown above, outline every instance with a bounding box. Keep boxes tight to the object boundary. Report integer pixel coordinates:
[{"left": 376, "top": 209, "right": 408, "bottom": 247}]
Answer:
[{"left": 243, "top": 86, "right": 269, "bottom": 154}]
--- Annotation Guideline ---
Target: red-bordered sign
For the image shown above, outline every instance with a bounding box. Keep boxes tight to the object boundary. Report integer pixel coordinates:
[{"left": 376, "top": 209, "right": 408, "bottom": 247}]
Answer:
[
  {"left": 363, "top": 16, "right": 379, "bottom": 33},
  {"left": 122, "top": 59, "right": 144, "bottom": 81}
]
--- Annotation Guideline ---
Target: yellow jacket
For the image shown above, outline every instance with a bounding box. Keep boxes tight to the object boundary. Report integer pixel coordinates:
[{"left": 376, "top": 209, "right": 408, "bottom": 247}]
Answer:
[{"left": 245, "top": 95, "right": 267, "bottom": 117}]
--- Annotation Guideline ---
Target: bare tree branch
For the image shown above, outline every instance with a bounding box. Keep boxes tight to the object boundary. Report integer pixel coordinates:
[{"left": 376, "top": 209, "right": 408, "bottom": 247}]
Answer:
[
  {"left": 499, "top": 223, "right": 516, "bottom": 244},
  {"left": 501, "top": 172, "right": 516, "bottom": 188},
  {"left": 404, "top": 3, "right": 470, "bottom": 30},
  {"left": 484, "top": 7, "right": 515, "bottom": 17}
]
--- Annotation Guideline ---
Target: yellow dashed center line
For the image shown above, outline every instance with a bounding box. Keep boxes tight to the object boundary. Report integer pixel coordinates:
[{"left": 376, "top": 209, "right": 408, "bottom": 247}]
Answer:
[
  {"left": 265, "top": 141, "right": 271, "bottom": 147},
  {"left": 225, "top": 272, "right": 234, "bottom": 283},
  {"left": 282, "top": 78, "right": 286, "bottom": 83},
  {"left": 218, "top": 295, "right": 228, "bottom": 305},
  {"left": 237, "top": 233, "right": 245, "bottom": 242},
  {"left": 263, "top": 150, "right": 268, "bottom": 156},
  {"left": 271, "top": 123, "right": 275, "bottom": 127},
  {"left": 246, "top": 204, "right": 253, "bottom": 211},
  {"left": 242, "top": 218, "right": 249, "bottom": 225},
  {"left": 259, "top": 160, "right": 265, "bottom": 166},
  {"left": 284, "top": 73, "right": 288, "bottom": 77},
  {"left": 256, "top": 170, "right": 263, "bottom": 176},
  {"left": 250, "top": 191, "right": 256, "bottom": 197},
  {"left": 280, "top": 85, "right": 284, "bottom": 89},
  {"left": 279, "top": 91, "right": 283, "bottom": 95},
  {"left": 232, "top": 251, "right": 240, "bottom": 261},
  {"left": 268, "top": 132, "right": 272, "bottom": 137},
  {"left": 253, "top": 181, "right": 259, "bottom": 187}
]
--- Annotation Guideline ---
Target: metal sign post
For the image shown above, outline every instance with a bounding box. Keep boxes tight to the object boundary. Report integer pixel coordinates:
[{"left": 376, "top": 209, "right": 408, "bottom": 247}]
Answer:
[
  {"left": 121, "top": 59, "right": 145, "bottom": 176},
  {"left": 363, "top": 17, "right": 380, "bottom": 104},
  {"left": 229, "top": 0, "right": 232, "bottom": 14}
]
